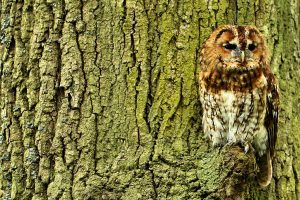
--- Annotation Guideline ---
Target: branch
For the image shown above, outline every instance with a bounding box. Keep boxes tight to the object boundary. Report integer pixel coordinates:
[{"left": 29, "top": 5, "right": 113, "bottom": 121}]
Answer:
[{"left": 199, "top": 145, "right": 258, "bottom": 199}]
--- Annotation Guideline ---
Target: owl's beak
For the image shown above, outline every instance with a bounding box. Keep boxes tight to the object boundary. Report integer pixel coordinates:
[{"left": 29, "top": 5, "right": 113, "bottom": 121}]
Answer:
[{"left": 241, "top": 51, "right": 245, "bottom": 62}]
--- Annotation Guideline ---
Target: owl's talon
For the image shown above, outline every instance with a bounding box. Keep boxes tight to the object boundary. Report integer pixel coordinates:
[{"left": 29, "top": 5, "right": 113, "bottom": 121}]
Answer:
[
  {"left": 244, "top": 144, "right": 249, "bottom": 153},
  {"left": 212, "top": 141, "right": 223, "bottom": 148}
]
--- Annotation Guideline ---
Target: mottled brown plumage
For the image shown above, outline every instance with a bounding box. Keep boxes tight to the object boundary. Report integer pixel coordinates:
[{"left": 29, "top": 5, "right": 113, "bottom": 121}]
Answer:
[{"left": 199, "top": 25, "right": 279, "bottom": 187}]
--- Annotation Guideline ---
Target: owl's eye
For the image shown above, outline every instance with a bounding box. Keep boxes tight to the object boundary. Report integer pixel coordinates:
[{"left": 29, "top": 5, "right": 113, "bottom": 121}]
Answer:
[
  {"left": 223, "top": 43, "right": 237, "bottom": 50},
  {"left": 248, "top": 43, "right": 257, "bottom": 51}
]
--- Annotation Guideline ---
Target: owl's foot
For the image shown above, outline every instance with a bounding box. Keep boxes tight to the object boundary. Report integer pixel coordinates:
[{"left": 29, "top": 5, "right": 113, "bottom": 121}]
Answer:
[
  {"left": 244, "top": 144, "right": 249, "bottom": 153},
  {"left": 212, "top": 138, "right": 226, "bottom": 148},
  {"left": 212, "top": 141, "right": 224, "bottom": 148},
  {"left": 238, "top": 141, "right": 254, "bottom": 154}
]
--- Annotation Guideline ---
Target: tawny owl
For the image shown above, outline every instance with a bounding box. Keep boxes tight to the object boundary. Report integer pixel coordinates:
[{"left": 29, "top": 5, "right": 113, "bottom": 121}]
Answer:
[{"left": 199, "top": 25, "right": 279, "bottom": 187}]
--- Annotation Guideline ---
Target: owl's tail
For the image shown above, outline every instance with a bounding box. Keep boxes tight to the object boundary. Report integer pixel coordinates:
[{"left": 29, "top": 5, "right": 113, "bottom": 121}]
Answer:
[{"left": 256, "top": 150, "right": 272, "bottom": 187}]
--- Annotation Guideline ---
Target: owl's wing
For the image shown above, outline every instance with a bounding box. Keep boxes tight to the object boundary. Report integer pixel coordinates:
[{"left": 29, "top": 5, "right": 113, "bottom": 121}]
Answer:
[
  {"left": 257, "top": 82, "right": 279, "bottom": 187},
  {"left": 265, "top": 82, "right": 279, "bottom": 158}
]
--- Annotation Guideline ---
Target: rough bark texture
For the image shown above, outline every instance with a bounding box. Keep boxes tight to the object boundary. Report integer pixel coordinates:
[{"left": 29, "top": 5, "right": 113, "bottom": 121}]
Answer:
[{"left": 0, "top": 0, "right": 299, "bottom": 199}]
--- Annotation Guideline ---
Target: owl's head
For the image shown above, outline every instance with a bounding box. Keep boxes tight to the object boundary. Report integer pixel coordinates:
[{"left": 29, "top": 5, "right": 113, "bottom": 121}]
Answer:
[{"left": 201, "top": 25, "right": 268, "bottom": 71}]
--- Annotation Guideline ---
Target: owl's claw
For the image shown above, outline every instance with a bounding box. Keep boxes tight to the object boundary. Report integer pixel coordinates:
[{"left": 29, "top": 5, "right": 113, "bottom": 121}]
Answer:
[
  {"left": 244, "top": 144, "right": 249, "bottom": 153},
  {"left": 240, "top": 142, "right": 254, "bottom": 154},
  {"left": 212, "top": 140, "right": 225, "bottom": 148}
]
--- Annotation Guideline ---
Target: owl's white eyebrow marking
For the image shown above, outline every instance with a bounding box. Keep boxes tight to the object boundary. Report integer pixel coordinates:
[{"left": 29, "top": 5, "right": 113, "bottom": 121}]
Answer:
[{"left": 245, "top": 29, "right": 249, "bottom": 37}]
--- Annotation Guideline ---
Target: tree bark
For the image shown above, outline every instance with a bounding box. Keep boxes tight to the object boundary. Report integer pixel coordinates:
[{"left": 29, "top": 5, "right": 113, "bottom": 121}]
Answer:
[{"left": 0, "top": 0, "right": 299, "bottom": 199}]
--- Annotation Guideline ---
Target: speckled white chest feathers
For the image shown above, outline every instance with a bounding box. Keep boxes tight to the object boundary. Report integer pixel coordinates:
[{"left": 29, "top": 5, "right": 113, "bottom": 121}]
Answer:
[{"left": 200, "top": 87, "right": 268, "bottom": 155}]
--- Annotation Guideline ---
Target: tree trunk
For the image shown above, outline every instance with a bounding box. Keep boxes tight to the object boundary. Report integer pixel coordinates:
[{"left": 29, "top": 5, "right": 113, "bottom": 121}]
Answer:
[{"left": 0, "top": 0, "right": 299, "bottom": 199}]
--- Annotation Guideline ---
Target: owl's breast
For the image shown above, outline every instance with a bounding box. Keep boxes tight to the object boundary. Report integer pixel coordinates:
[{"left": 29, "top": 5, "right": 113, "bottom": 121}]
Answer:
[
  {"left": 219, "top": 89, "right": 267, "bottom": 126},
  {"left": 199, "top": 80, "right": 268, "bottom": 145}
]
